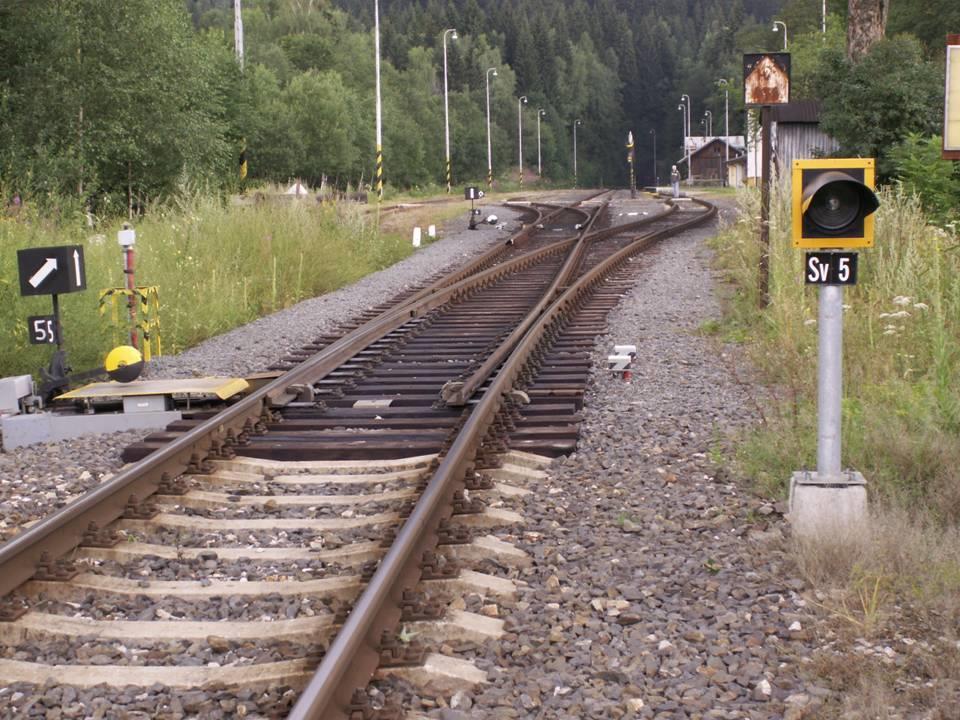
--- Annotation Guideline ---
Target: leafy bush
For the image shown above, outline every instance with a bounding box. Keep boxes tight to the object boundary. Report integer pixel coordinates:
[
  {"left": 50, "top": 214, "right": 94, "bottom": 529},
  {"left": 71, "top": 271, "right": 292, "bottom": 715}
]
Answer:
[{"left": 888, "top": 133, "right": 960, "bottom": 226}]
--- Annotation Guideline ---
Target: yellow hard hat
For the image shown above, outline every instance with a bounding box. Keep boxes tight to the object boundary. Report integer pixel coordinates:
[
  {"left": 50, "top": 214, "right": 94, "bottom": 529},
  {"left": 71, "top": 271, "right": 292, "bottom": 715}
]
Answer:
[{"left": 105, "top": 345, "right": 144, "bottom": 383}]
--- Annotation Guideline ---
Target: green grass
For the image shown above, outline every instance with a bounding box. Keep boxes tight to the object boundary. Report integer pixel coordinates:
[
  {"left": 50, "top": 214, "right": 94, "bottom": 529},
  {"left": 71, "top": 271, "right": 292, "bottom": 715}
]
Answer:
[
  {"left": 709, "top": 182, "right": 960, "bottom": 519},
  {"left": 0, "top": 193, "right": 421, "bottom": 378}
]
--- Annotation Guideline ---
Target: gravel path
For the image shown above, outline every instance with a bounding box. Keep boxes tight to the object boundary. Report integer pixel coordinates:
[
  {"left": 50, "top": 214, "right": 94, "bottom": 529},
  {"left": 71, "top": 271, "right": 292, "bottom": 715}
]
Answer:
[{"left": 435, "top": 198, "right": 827, "bottom": 719}]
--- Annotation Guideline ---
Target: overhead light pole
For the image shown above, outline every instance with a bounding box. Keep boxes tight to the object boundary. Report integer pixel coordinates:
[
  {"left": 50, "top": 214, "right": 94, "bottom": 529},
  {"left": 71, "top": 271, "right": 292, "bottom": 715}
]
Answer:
[
  {"left": 772, "top": 20, "right": 788, "bottom": 51},
  {"left": 822, "top": 1, "right": 827, "bottom": 34},
  {"left": 717, "top": 79, "right": 730, "bottom": 186},
  {"left": 680, "top": 94, "right": 691, "bottom": 178},
  {"left": 374, "top": 0, "right": 383, "bottom": 200},
  {"left": 485, "top": 67, "right": 497, "bottom": 189},
  {"left": 573, "top": 119, "right": 582, "bottom": 187},
  {"left": 233, "top": 0, "right": 244, "bottom": 70},
  {"left": 704, "top": 109, "right": 713, "bottom": 137},
  {"left": 649, "top": 128, "right": 657, "bottom": 186},
  {"left": 518, "top": 95, "right": 527, "bottom": 187},
  {"left": 536, "top": 108, "right": 546, "bottom": 178},
  {"left": 442, "top": 27, "right": 458, "bottom": 193}
]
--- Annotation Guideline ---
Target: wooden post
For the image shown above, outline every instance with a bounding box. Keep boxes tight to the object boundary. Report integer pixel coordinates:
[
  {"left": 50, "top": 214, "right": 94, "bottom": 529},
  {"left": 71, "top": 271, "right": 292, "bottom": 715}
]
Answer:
[{"left": 758, "top": 106, "right": 772, "bottom": 307}]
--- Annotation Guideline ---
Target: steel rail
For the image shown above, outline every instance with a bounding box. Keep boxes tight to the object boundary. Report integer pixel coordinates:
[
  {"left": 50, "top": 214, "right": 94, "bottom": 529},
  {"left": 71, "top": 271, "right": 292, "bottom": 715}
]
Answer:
[
  {"left": 288, "top": 197, "right": 717, "bottom": 719},
  {"left": 0, "top": 213, "right": 592, "bottom": 598}
]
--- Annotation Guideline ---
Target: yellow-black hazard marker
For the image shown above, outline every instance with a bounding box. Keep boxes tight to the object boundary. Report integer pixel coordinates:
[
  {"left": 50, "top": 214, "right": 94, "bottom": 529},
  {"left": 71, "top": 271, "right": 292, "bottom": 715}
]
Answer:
[{"left": 105, "top": 345, "right": 144, "bottom": 383}]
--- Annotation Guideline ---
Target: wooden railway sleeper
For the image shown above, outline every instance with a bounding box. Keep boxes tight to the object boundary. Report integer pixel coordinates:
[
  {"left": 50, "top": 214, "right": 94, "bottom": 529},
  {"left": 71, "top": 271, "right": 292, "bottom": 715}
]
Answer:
[{"left": 33, "top": 551, "right": 78, "bottom": 581}]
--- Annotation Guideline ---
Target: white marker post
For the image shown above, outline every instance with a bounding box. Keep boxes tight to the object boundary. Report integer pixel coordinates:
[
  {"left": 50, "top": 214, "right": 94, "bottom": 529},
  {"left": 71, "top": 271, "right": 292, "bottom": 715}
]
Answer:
[{"left": 412, "top": 227, "right": 422, "bottom": 248}]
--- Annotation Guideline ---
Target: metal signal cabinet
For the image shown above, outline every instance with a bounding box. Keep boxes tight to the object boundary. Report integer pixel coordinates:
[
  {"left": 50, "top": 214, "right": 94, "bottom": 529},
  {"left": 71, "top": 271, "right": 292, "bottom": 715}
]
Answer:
[{"left": 791, "top": 158, "right": 877, "bottom": 249}]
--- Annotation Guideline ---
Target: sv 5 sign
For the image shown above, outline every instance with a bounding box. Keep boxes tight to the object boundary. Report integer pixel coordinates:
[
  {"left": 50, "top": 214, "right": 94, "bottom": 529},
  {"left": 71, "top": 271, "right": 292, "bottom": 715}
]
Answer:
[
  {"left": 28, "top": 315, "right": 59, "bottom": 344},
  {"left": 805, "top": 252, "right": 858, "bottom": 286}
]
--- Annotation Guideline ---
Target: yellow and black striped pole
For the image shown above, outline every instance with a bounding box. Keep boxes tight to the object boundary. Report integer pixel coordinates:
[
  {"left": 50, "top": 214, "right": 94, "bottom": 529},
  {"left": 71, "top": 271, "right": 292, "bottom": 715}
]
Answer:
[
  {"left": 446, "top": 160, "right": 451, "bottom": 194},
  {"left": 374, "top": 0, "right": 384, "bottom": 201},
  {"left": 239, "top": 140, "right": 248, "bottom": 194}
]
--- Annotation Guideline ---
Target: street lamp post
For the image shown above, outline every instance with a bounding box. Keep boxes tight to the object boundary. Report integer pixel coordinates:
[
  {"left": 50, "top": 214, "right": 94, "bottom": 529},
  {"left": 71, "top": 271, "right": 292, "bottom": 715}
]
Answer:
[
  {"left": 649, "top": 128, "right": 657, "bottom": 186},
  {"left": 717, "top": 78, "right": 729, "bottom": 186},
  {"left": 485, "top": 67, "right": 497, "bottom": 189},
  {"left": 374, "top": 0, "right": 383, "bottom": 200},
  {"left": 442, "top": 28, "right": 458, "bottom": 193},
  {"left": 573, "top": 119, "right": 582, "bottom": 187},
  {"left": 772, "top": 20, "right": 788, "bottom": 51},
  {"left": 704, "top": 110, "right": 713, "bottom": 137},
  {"left": 518, "top": 96, "right": 527, "bottom": 187},
  {"left": 822, "top": 1, "right": 827, "bottom": 34},
  {"left": 536, "top": 108, "right": 546, "bottom": 178}
]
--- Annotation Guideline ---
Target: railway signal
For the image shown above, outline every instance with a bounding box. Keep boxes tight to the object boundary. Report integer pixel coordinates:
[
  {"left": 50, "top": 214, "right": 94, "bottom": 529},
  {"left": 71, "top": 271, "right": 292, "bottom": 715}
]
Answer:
[
  {"left": 791, "top": 158, "right": 878, "bottom": 248},
  {"left": 465, "top": 186, "right": 484, "bottom": 230},
  {"left": 788, "top": 158, "right": 880, "bottom": 539}
]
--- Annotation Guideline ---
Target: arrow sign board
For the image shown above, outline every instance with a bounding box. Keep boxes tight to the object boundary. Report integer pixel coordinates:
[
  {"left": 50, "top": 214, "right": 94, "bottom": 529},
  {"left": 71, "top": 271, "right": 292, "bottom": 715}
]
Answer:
[{"left": 17, "top": 245, "right": 86, "bottom": 296}]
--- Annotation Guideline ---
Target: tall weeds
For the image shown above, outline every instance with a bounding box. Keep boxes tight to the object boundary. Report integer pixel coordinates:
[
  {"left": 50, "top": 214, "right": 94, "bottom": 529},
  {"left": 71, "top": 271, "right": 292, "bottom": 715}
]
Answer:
[{"left": 0, "top": 194, "right": 413, "bottom": 378}]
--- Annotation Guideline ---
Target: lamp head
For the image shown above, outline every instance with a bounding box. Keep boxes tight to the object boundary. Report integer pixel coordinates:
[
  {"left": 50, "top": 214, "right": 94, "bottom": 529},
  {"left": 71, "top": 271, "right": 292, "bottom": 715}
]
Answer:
[
  {"left": 772, "top": 24, "right": 779, "bottom": 31},
  {"left": 450, "top": 29, "right": 458, "bottom": 40},
  {"left": 491, "top": 69, "right": 498, "bottom": 76},
  {"left": 520, "top": 95, "right": 527, "bottom": 104}
]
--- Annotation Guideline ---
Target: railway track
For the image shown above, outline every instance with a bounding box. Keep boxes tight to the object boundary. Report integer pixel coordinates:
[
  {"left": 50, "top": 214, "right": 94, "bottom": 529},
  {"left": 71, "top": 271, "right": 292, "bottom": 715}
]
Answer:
[{"left": 0, "top": 189, "right": 715, "bottom": 718}]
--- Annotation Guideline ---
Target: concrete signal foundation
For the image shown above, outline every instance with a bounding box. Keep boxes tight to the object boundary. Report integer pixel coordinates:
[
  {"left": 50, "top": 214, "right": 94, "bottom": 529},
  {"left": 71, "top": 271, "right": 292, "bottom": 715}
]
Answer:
[{"left": 788, "top": 470, "right": 868, "bottom": 538}]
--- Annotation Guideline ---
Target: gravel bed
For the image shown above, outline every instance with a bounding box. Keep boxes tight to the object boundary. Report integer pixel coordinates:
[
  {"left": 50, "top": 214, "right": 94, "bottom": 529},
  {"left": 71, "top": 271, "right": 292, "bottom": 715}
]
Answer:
[
  {"left": 132, "top": 524, "right": 388, "bottom": 549},
  {"left": 78, "top": 556, "right": 350, "bottom": 582},
  {"left": 0, "top": 430, "right": 149, "bottom": 543},
  {"left": 408, "top": 196, "right": 828, "bottom": 719}
]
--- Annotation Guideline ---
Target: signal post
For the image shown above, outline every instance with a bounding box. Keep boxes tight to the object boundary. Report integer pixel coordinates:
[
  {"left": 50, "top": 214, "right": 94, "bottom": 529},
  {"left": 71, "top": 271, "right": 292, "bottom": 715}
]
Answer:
[{"left": 788, "top": 158, "right": 879, "bottom": 538}]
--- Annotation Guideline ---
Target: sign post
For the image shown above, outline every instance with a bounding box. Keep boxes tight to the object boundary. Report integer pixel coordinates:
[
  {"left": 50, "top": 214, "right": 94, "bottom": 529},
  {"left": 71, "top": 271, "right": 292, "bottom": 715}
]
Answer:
[
  {"left": 743, "top": 52, "right": 791, "bottom": 308},
  {"left": 464, "top": 186, "right": 484, "bottom": 230},
  {"left": 626, "top": 131, "right": 637, "bottom": 199},
  {"left": 17, "top": 244, "right": 88, "bottom": 397}
]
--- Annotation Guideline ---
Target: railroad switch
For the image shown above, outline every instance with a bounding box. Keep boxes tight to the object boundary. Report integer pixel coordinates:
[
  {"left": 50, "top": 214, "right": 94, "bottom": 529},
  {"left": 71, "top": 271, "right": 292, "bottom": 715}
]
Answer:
[
  {"left": 378, "top": 630, "right": 427, "bottom": 667},
  {"left": 80, "top": 521, "right": 121, "bottom": 548},
  {"left": 33, "top": 551, "right": 79, "bottom": 582}
]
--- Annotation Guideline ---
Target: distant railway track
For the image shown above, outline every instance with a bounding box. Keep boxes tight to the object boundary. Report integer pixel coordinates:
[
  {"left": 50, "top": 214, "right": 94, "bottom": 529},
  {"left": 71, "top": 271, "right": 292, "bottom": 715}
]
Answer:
[{"left": 0, "top": 189, "right": 716, "bottom": 719}]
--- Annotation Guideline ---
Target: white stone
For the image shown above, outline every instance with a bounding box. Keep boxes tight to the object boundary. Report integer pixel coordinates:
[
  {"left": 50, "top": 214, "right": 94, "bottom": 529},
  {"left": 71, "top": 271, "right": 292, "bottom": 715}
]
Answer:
[{"left": 756, "top": 679, "right": 772, "bottom": 696}]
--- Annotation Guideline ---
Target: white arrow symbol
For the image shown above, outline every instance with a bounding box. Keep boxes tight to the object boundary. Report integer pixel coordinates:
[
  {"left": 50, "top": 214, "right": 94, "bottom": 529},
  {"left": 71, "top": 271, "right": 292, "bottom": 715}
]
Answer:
[
  {"left": 28, "top": 258, "right": 58, "bottom": 288},
  {"left": 73, "top": 249, "right": 81, "bottom": 285}
]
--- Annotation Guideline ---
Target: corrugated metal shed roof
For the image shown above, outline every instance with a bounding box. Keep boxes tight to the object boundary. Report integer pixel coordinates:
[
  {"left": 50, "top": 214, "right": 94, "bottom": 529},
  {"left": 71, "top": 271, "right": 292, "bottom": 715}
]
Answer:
[{"left": 770, "top": 100, "right": 822, "bottom": 123}]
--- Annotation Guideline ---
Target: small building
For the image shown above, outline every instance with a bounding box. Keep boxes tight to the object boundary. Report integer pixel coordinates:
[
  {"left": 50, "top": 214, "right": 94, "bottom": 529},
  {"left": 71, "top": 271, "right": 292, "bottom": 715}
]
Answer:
[
  {"left": 745, "top": 101, "right": 840, "bottom": 184},
  {"left": 676, "top": 136, "right": 745, "bottom": 185}
]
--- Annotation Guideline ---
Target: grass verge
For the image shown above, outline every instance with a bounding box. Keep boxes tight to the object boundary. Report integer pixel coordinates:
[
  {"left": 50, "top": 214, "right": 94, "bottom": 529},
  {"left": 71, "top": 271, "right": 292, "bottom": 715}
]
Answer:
[
  {"left": 707, "top": 182, "right": 960, "bottom": 715},
  {"left": 0, "top": 192, "right": 435, "bottom": 379}
]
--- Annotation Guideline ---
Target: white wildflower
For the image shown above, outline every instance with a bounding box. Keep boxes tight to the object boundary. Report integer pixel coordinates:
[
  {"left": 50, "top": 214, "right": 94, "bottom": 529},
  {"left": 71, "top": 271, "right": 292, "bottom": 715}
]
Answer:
[
  {"left": 883, "top": 328, "right": 898, "bottom": 336},
  {"left": 913, "top": 302, "right": 929, "bottom": 311},
  {"left": 842, "top": 304, "right": 851, "bottom": 310},
  {"left": 803, "top": 319, "right": 817, "bottom": 326},
  {"left": 892, "top": 296, "right": 912, "bottom": 306},
  {"left": 889, "top": 310, "right": 911, "bottom": 319}
]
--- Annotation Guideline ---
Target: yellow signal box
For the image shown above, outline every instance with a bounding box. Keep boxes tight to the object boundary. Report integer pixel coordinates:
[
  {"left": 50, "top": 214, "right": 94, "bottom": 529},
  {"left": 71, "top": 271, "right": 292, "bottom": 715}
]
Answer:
[{"left": 791, "top": 158, "right": 878, "bottom": 249}]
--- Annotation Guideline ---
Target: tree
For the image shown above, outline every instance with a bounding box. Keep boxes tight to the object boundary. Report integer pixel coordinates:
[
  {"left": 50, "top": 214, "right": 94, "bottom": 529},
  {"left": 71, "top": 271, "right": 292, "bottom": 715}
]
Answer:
[{"left": 847, "top": 0, "right": 889, "bottom": 61}]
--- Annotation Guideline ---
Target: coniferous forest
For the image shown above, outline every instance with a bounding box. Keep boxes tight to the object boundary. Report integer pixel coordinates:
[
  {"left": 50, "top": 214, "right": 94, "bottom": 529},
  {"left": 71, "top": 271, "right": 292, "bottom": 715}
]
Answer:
[{"left": 0, "top": 0, "right": 957, "bottom": 209}]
